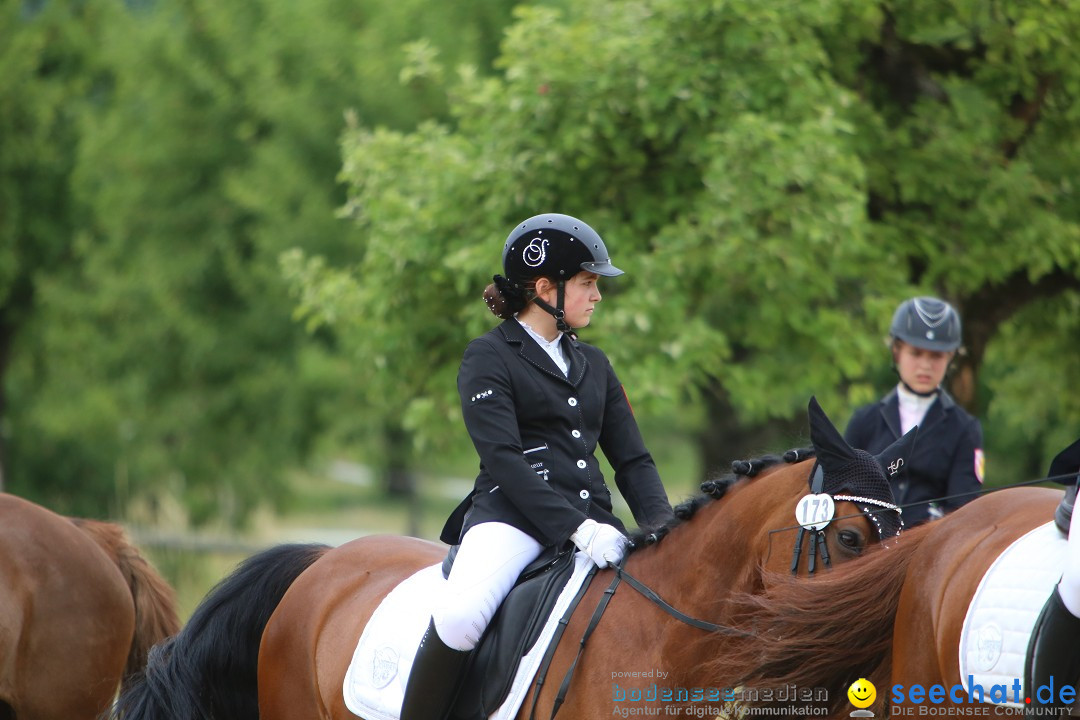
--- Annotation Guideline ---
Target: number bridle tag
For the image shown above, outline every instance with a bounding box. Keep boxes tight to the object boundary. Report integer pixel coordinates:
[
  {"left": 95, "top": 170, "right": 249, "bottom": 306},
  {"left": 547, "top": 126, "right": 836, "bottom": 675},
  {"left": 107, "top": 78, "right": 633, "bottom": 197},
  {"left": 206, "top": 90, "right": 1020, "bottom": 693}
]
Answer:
[{"left": 795, "top": 493, "right": 836, "bottom": 531}]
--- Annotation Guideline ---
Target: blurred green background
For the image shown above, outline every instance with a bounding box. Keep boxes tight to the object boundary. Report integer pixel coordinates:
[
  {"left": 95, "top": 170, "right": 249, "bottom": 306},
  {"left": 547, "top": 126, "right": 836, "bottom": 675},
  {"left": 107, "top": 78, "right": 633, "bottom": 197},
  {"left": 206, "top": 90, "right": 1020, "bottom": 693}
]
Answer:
[
  {"left": 3, "top": 0, "right": 1079, "bottom": 619},
  {"left": 148, "top": 414, "right": 703, "bottom": 618}
]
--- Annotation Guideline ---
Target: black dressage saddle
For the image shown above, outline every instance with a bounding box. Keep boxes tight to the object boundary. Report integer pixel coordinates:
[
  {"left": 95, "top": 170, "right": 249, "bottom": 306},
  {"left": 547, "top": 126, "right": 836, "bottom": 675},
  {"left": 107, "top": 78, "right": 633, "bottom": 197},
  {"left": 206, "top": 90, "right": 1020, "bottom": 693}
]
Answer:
[{"left": 440, "top": 545, "right": 581, "bottom": 720}]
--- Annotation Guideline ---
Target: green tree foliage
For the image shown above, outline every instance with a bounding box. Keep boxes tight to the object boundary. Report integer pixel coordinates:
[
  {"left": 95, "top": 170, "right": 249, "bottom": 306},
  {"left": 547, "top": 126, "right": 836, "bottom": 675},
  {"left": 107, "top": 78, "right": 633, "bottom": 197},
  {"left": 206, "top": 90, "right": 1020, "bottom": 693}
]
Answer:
[
  {"left": 0, "top": 0, "right": 116, "bottom": 494},
  {"left": 3, "top": 0, "right": 524, "bottom": 520},
  {"left": 294, "top": 0, "right": 1080, "bottom": 485}
]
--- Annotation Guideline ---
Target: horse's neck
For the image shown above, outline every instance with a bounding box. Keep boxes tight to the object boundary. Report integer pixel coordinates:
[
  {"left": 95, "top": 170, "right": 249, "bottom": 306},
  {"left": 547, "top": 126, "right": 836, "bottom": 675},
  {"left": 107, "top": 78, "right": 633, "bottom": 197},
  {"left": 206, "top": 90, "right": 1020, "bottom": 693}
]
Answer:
[
  {"left": 624, "top": 486, "right": 780, "bottom": 684},
  {"left": 634, "top": 492, "right": 767, "bottom": 595}
]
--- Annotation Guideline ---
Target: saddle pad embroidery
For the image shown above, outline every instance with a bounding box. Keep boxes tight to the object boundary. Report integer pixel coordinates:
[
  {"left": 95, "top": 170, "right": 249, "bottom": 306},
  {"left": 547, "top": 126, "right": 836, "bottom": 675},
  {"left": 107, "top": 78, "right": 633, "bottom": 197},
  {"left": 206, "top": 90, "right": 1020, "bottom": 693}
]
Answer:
[
  {"left": 958, "top": 522, "right": 1069, "bottom": 706},
  {"left": 343, "top": 552, "right": 594, "bottom": 720}
]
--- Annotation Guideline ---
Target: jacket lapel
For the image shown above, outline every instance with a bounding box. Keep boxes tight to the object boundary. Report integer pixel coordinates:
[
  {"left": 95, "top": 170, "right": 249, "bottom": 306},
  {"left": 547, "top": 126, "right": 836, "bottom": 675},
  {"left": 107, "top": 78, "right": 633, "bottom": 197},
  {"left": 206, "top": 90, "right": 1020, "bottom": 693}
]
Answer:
[
  {"left": 497, "top": 319, "right": 575, "bottom": 384},
  {"left": 563, "top": 335, "right": 588, "bottom": 387},
  {"left": 918, "top": 390, "right": 953, "bottom": 434},
  {"left": 879, "top": 389, "right": 903, "bottom": 439}
]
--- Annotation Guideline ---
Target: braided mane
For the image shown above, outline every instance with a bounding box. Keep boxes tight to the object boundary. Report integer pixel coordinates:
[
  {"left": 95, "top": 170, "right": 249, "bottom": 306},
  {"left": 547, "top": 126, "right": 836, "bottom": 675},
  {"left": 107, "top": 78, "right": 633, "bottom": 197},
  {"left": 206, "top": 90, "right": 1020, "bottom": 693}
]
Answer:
[{"left": 626, "top": 448, "right": 815, "bottom": 552}]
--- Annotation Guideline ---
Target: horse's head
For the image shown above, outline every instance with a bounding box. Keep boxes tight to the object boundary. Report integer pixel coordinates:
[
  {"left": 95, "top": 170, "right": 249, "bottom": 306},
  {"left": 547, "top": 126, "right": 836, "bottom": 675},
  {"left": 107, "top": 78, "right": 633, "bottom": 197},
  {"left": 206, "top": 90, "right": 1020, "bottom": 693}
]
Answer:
[
  {"left": 784, "top": 396, "right": 916, "bottom": 574},
  {"left": 731, "top": 457, "right": 873, "bottom": 578},
  {"left": 629, "top": 398, "right": 916, "bottom": 592},
  {"left": 717, "top": 397, "right": 916, "bottom": 578}
]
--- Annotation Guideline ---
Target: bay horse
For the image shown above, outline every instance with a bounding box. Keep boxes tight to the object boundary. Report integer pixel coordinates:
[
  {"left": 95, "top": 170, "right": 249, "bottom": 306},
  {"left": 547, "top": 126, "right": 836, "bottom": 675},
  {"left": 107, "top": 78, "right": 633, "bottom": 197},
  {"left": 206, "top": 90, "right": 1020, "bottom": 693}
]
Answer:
[
  {"left": 0, "top": 493, "right": 180, "bottom": 720},
  {"left": 109, "top": 398, "right": 914, "bottom": 720},
  {"left": 702, "top": 484, "right": 1066, "bottom": 717}
]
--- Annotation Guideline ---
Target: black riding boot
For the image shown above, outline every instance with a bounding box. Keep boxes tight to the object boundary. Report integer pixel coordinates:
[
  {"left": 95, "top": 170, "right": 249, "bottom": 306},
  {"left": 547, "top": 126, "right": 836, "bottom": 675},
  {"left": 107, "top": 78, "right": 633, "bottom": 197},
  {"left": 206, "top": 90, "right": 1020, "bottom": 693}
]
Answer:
[
  {"left": 1055, "top": 483, "right": 1077, "bottom": 536},
  {"left": 1024, "top": 589, "right": 1080, "bottom": 715},
  {"left": 400, "top": 619, "right": 470, "bottom": 720}
]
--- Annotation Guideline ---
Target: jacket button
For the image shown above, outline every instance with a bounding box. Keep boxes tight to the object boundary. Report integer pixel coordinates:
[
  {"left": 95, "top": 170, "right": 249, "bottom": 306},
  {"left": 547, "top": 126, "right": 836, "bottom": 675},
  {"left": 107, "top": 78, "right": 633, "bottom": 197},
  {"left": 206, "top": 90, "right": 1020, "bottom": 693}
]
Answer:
[
  {"left": 576, "top": 460, "right": 587, "bottom": 469},
  {"left": 571, "top": 429, "right": 581, "bottom": 438},
  {"left": 567, "top": 397, "right": 578, "bottom": 407},
  {"left": 579, "top": 489, "right": 590, "bottom": 499}
]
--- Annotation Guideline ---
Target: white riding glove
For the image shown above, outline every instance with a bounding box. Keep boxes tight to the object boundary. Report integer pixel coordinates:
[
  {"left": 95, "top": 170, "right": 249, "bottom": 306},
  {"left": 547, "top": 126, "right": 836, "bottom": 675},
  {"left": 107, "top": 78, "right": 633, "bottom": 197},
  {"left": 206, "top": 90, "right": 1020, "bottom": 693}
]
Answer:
[{"left": 570, "top": 518, "right": 628, "bottom": 568}]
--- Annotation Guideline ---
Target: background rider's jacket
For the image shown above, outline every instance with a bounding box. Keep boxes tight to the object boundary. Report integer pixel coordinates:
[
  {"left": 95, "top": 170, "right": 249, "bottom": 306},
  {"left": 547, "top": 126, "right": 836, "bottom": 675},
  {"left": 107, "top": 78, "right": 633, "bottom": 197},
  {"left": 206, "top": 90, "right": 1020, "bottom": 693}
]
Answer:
[
  {"left": 441, "top": 319, "right": 674, "bottom": 547},
  {"left": 844, "top": 388, "right": 983, "bottom": 527}
]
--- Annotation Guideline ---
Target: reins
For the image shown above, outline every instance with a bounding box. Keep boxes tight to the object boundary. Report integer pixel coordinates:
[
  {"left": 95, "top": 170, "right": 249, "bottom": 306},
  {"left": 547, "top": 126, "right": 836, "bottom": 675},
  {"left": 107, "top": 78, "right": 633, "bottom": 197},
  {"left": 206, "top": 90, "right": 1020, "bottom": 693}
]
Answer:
[
  {"left": 904, "top": 470, "right": 1079, "bottom": 510},
  {"left": 526, "top": 557, "right": 753, "bottom": 720},
  {"left": 526, "top": 563, "right": 599, "bottom": 720},
  {"left": 613, "top": 564, "right": 755, "bottom": 635}
]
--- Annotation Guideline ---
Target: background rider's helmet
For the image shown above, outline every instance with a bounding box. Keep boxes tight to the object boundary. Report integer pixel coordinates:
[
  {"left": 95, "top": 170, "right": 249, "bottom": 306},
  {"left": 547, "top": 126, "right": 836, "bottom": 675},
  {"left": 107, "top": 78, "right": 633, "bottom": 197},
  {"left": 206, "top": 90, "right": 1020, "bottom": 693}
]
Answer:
[
  {"left": 888, "top": 296, "right": 962, "bottom": 352},
  {"left": 502, "top": 213, "right": 623, "bottom": 288}
]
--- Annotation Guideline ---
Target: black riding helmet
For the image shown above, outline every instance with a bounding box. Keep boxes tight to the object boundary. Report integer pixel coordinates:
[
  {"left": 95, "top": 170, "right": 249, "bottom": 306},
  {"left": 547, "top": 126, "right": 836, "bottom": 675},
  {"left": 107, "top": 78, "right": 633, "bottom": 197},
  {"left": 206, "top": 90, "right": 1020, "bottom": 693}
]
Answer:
[
  {"left": 889, "top": 296, "right": 962, "bottom": 352},
  {"left": 500, "top": 213, "right": 623, "bottom": 332}
]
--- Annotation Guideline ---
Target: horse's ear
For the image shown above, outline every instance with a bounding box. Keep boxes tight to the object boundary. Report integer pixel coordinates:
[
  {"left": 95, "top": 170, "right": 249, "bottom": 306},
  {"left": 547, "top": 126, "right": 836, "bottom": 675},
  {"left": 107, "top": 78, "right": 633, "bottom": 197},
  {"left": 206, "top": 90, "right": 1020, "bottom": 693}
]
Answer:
[
  {"left": 874, "top": 425, "right": 919, "bottom": 482},
  {"left": 807, "top": 396, "right": 857, "bottom": 471}
]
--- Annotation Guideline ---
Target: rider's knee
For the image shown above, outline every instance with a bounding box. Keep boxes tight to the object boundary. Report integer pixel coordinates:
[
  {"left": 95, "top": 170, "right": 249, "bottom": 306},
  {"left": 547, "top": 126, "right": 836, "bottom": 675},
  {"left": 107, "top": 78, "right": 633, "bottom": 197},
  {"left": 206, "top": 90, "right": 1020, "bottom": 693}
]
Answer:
[{"left": 432, "top": 590, "right": 496, "bottom": 651}]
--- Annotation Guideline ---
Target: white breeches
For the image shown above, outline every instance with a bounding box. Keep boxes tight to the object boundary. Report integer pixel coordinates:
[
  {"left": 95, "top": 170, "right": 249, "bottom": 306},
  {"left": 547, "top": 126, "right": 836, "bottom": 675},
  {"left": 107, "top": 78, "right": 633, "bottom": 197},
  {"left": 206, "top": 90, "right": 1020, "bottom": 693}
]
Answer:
[
  {"left": 1058, "top": 501, "right": 1080, "bottom": 617},
  {"left": 432, "top": 522, "right": 544, "bottom": 651}
]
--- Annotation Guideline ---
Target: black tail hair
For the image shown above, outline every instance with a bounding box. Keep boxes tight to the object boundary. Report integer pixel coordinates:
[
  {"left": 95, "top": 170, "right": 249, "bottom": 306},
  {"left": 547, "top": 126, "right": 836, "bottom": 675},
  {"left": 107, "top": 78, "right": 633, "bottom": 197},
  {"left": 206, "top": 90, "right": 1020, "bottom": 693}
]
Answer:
[{"left": 106, "top": 543, "right": 330, "bottom": 720}]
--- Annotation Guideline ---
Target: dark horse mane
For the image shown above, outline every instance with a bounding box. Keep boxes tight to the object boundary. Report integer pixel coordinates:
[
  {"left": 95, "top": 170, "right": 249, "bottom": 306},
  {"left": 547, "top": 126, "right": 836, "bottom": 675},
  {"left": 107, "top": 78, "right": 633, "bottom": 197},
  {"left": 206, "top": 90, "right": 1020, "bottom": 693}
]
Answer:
[
  {"left": 626, "top": 447, "right": 816, "bottom": 551},
  {"left": 699, "top": 519, "right": 936, "bottom": 716}
]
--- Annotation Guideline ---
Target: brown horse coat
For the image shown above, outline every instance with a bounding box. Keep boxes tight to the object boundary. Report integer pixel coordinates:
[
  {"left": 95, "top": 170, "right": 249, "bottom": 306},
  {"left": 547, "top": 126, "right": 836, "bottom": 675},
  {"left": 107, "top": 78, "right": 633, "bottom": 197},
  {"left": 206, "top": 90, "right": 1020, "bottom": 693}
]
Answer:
[
  {"left": 0, "top": 494, "right": 179, "bottom": 720},
  {"left": 256, "top": 458, "right": 880, "bottom": 719},
  {"left": 702, "top": 486, "right": 1062, "bottom": 717}
]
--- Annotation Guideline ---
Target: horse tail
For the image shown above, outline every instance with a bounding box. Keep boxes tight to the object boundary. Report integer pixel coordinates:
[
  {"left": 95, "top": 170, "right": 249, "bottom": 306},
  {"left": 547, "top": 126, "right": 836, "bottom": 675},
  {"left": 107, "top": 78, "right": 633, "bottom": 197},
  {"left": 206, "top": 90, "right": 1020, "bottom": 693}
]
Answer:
[
  {"left": 704, "top": 522, "right": 934, "bottom": 715},
  {"left": 71, "top": 519, "right": 182, "bottom": 680},
  {"left": 108, "top": 542, "right": 330, "bottom": 720}
]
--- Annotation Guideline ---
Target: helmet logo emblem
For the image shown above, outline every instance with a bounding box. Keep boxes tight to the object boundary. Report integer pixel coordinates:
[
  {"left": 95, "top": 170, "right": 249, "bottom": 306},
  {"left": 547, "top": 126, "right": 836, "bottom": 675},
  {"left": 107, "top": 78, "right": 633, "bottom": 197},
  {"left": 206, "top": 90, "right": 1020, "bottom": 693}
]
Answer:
[
  {"left": 522, "top": 237, "right": 548, "bottom": 268},
  {"left": 913, "top": 298, "right": 949, "bottom": 327}
]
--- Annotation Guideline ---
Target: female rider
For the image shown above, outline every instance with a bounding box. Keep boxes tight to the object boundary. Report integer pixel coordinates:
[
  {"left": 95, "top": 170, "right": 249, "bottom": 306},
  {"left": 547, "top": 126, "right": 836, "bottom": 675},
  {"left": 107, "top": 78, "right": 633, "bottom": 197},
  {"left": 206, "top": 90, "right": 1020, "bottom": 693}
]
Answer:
[
  {"left": 844, "top": 296, "right": 984, "bottom": 527},
  {"left": 400, "top": 213, "right": 675, "bottom": 720}
]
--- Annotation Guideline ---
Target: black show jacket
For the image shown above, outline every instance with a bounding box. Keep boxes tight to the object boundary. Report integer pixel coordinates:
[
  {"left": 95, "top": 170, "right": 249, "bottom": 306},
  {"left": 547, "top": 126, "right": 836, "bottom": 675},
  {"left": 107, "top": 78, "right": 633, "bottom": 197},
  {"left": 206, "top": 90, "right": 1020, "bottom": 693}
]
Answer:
[
  {"left": 440, "top": 319, "right": 674, "bottom": 548},
  {"left": 844, "top": 388, "right": 983, "bottom": 527}
]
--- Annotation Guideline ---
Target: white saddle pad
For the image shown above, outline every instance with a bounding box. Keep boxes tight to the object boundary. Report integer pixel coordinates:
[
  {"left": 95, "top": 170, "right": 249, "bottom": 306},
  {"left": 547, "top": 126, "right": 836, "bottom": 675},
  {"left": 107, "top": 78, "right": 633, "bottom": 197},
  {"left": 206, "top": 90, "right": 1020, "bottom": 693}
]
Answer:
[
  {"left": 958, "top": 522, "right": 1069, "bottom": 706},
  {"left": 343, "top": 552, "right": 594, "bottom": 720}
]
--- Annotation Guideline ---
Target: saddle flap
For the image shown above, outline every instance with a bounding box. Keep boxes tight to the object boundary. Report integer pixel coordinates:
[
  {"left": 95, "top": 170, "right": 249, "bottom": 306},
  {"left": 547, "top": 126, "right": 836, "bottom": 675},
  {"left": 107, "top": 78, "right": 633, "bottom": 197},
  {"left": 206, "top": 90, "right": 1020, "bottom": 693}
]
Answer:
[{"left": 452, "top": 550, "right": 577, "bottom": 719}]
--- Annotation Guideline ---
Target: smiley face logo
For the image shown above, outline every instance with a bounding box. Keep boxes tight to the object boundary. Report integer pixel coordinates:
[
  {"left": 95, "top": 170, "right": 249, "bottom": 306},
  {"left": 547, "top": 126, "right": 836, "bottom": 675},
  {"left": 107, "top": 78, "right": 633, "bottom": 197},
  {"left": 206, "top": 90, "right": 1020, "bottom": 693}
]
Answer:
[{"left": 847, "top": 678, "right": 876, "bottom": 709}]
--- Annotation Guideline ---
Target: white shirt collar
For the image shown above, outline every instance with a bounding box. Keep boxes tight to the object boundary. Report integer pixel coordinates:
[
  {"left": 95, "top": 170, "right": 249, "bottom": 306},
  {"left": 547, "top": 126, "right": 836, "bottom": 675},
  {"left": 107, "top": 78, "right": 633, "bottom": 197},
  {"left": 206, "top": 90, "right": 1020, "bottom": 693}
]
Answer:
[
  {"left": 896, "top": 383, "right": 937, "bottom": 434},
  {"left": 516, "top": 316, "right": 569, "bottom": 376}
]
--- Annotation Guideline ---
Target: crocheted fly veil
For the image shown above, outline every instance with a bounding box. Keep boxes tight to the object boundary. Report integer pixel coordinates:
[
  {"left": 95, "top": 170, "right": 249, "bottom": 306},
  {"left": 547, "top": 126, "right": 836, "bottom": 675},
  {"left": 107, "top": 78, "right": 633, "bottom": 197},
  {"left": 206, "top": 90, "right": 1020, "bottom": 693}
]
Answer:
[{"left": 808, "top": 396, "right": 916, "bottom": 540}]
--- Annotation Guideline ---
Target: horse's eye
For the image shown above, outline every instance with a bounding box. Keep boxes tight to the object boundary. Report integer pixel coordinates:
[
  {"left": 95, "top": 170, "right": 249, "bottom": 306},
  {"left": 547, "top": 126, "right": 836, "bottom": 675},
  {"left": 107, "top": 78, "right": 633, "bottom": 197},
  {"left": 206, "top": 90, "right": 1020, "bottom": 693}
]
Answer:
[{"left": 837, "top": 528, "right": 864, "bottom": 553}]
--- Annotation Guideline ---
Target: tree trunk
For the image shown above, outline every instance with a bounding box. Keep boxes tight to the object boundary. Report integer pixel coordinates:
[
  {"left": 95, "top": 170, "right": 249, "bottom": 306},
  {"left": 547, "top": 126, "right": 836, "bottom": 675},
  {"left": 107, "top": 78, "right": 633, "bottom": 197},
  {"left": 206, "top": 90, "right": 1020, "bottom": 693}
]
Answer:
[
  {"left": 380, "top": 423, "right": 421, "bottom": 536},
  {"left": 951, "top": 267, "right": 1080, "bottom": 412}
]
